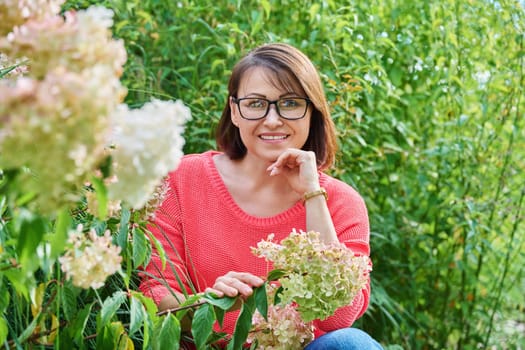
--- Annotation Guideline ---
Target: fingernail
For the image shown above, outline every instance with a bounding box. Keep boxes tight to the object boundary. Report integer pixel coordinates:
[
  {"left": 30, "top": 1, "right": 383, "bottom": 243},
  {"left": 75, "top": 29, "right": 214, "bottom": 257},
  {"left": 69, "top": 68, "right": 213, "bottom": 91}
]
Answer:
[{"left": 270, "top": 167, "right": 278, "bottom": 176}]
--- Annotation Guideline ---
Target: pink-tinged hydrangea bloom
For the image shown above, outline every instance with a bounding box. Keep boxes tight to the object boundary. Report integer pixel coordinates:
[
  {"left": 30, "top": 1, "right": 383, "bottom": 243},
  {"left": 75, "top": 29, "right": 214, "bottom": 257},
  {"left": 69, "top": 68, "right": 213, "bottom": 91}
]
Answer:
[
  {"left": 249, "top": 303, "right": 314, "bottom": 350},
  {"left": 0, "top": 67, "right": 125, "bottom": 213},
  {"left": 108, "top": 99, "right": 191, "bottom": 209},
  {"left": 135, "top": 179, "right": 170, "bottom": 220},
  {"left": 0, "top": 5, "right": 127, "bottom": 213},
  {"left": 0, "top": 0, "right": 65, "bottom": 35},
  {"left": 252, "top": 230, "right": 372, "bottom": 322},
  {"left": 59, "top": 228, "right": 122, "bottom": 289},
  {"left": 0, "top": 6, "right": 127, "bottom": 79},
  {"left": 248, "top": 284, "right": 314, "bottom": 349}
]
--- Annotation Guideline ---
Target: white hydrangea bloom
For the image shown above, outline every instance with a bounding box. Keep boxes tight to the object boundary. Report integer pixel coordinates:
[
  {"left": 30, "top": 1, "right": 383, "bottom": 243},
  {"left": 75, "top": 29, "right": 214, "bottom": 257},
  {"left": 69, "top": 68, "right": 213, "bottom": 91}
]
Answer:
[
  {"left": 59, "top": 228, "right": 122, "bottom": 289},
  {"left": 108, "top": 99, "right": 191, "bottom": 209}
]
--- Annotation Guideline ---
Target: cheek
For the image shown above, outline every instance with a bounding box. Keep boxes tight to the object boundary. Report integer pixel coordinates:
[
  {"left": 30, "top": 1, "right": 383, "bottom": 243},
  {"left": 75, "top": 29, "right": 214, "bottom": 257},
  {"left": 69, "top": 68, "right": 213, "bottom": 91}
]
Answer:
[{"left": 301, "top": 119, "right": 312, "bottom": 137}]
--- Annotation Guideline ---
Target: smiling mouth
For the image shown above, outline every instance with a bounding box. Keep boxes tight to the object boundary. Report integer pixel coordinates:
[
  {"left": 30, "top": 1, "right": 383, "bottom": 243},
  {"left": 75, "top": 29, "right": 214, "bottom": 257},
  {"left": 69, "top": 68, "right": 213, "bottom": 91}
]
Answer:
[{"left": 259, "top": 135, "right": 289, "bottom": 140}]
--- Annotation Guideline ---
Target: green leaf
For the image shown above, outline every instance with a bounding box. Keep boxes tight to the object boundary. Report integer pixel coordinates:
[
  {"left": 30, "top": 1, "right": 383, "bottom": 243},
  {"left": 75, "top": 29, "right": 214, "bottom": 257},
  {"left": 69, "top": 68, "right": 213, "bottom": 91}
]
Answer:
[
  {"left": 201, "top": 293, "right": 237, "bottom": 328},
  {"left": 3, "top": 269, "right": 29, "bottom": 299},
  {"left": 17, "top": 213, "right": 46, "bottom": 273},
  {"left": 116, "top": 206, "right": 131, "bottom": 249},
  {"left": 129, "top": 296, "right": 146, "bottom": 336},
  {"left": 254, "top": 284, "right": 268, "bottom": 320},
  {"left": 249, "top": 10, "right": 263, "bottom": 36},
  {"left": 202, "top": 293, "right": 236, "bottom": 310},
  {"left": 154, "top": 313, "right": 180, "bottom": 350},
  {"left": 50, "top": 208, "right": 70, "bottom": 260},
  {"left": 144, "top": 227, "right": 167, "bottom": 269},
  {"left": 90, "top": 176, "right": 108, "bottom": 220},
  {"left": 116, "top": 334, "right": 134, "bottom": 350},
  {"left": 61, "top": 283, "right": 80, "bottom": 321},
  {"left": 17, "top": 310, "right": 40, "bottom": 344},
  {"left": 228, "top": 295, "right": 255, "bottom": 350},
  {"left": 130, "top": 291, "right": 158, "bottom": 348},
  {"left": 0, "top": 317, "right": 7, "bottom": 345},
  {"left": 191, "top": 303, "right": 215, "bottom": 350},
  {"left": 98, "top": 291, "right": 127, "bottom": 332},
  {"left": 0, "top": 65, "right": 17, "bottom": 78},
  {"left": 96, "top": 321, "right": 127, "bottom": 350},
  {"left": 69, "top": 303, "right": 94, "bottom": 345},
  {"left": 0, "top": 284, "right": 10, "bottom": 309},
  {"left": 266, "top": 269, "right": 287, "bottom": 281},
  {"left": 260, "top": 0, "right": 271, "bottom": 19},
  {"left": 214, "top": 307, "right": 226, "bottom": 329},
  {"left": 274, "top": 286, "right": 283, "bottom": 305},
  {"left": 132, "top": 227, "right": 150, "bottom": 268},
  {"left": 130, "top": 291, "right": 158, "bottom": 320}
]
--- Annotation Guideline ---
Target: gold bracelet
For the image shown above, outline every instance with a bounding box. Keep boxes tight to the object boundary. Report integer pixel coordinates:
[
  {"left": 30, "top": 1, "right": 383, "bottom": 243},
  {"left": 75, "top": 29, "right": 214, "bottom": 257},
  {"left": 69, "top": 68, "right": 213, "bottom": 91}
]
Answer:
[{"left": 303, "top": 187, "right": 328, "bottom": 204}]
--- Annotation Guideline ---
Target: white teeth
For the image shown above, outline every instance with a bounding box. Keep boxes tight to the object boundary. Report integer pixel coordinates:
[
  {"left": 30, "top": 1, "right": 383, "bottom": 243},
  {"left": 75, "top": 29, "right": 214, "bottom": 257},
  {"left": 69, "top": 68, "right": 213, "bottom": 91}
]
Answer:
[{"left": 260, "top": 135, "right": 287, "bottom": 140}]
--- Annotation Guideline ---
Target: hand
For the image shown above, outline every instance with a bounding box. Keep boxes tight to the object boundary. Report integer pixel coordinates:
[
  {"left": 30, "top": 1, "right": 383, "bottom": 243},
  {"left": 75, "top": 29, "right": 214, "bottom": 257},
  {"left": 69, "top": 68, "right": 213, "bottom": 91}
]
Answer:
[
  {"left": 205, "top": 271, "right": 264, "bottom": 299},
  {"left": 267, "top": 149, "right": 320, "bottom": 194}
]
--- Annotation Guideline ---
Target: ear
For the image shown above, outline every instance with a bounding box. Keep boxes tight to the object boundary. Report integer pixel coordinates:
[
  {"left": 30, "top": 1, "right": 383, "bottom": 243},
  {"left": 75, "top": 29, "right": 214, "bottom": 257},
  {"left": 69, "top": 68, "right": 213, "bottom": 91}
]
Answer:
[{"left": 230, "top": 97, "right": 240, "bottom": 127}]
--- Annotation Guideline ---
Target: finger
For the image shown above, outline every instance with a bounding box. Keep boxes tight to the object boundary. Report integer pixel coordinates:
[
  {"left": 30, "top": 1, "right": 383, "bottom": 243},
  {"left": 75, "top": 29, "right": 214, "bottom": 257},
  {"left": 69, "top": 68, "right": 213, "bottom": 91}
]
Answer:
[
  {"left": 217, "top": 273, "right": 265, "bottom": 298},
  {"left": 213, "top": 280, "right": 243, "bottom": 297},
  {"left": 267, "top": 150, "right": 301, "bottom": 174},
  {"left": 204, "top": 287, "right": 224, "bottom": 298},
  {"left": 226, "top": 272, "right": 265, "bottom": 287}
]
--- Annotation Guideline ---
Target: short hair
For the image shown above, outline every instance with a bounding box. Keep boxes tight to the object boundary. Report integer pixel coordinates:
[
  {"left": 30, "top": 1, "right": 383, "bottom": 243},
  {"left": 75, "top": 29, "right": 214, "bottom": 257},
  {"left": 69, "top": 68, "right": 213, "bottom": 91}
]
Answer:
[{"left": 216, "top": 43, "right": 337, "bottom": 170}]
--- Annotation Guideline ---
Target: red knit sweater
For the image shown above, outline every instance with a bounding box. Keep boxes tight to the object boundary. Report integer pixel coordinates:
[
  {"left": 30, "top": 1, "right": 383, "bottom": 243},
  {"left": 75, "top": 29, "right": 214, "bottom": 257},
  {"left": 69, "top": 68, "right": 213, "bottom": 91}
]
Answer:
[{"left": 139, "top": 150, "right": 371, "bottom": 337}]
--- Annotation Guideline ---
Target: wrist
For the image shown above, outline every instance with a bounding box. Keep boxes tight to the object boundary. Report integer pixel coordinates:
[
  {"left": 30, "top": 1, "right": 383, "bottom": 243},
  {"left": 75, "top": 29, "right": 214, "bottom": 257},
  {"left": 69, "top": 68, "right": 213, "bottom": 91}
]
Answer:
[{"left": 303, "top": 187, "right": 328, "bottom": 204}]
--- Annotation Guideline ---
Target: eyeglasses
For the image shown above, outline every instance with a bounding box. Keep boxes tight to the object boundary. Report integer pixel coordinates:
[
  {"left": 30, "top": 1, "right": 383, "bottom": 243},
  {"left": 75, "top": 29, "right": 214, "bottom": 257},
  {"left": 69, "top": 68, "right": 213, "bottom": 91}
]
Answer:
[{"left": 232, "top": 97, "right": 311, "bottom": 120}]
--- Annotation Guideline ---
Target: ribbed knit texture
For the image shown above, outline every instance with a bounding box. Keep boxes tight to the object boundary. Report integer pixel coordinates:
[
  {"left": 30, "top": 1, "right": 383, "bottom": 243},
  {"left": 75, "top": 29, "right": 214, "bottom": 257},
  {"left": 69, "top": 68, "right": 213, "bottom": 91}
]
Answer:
[{"left": 139, "top": 150, "right": 371, "bottom": 337}]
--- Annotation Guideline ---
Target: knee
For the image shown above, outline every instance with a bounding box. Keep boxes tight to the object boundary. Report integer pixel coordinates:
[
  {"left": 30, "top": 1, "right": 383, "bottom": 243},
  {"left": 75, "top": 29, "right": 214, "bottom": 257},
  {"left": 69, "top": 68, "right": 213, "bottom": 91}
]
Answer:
[{"left": 305, "top": 328, "right": 383, "bottom": 350}]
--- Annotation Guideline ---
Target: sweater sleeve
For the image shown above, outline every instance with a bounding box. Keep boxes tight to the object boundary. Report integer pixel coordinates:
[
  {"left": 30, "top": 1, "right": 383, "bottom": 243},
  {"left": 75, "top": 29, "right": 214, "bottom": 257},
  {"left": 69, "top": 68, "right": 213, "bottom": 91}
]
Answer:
[
  {"left": 312, "top": 181, "right": 371, "bottom": 334},
  {"left": 138, "top": 174, "right": 194, "bottom": 305}
]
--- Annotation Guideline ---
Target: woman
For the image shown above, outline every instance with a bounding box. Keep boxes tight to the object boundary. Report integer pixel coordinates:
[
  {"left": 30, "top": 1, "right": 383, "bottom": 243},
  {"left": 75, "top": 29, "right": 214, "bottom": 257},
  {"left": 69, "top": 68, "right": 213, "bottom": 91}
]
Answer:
[{"left": 140, "top": 43, "right": 382, "bottom": 349}]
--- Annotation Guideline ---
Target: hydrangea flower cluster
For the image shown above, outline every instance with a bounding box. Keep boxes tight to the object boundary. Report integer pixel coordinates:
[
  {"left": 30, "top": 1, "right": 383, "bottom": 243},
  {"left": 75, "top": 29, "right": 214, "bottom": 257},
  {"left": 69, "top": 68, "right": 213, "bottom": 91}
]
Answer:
[
  {"left": 0, "top": 0, "right": 64, "bottom": 35},
  {"left": 252, "top": 230, "right": 371, "bottom": 323},
  {"left": 133, "top": 179, "right": 170, "bottom": 220},
  {"left": 0, "top": 3, "right": 127, "bottom": 213},
  {"left": 0, "top": 67, "right": 123, "bottom": 212},
  {"left": 0, "top": 5, "right": 127, "bottom": 79},
  {"left": 108, "top": 98, "right": 191, "bottom": 209},
  {"left": 59, "top": 227, "right": 122, "bottom": 289},
  {"left": 248, "top": 284, "right": 314, "bottom": 349}
]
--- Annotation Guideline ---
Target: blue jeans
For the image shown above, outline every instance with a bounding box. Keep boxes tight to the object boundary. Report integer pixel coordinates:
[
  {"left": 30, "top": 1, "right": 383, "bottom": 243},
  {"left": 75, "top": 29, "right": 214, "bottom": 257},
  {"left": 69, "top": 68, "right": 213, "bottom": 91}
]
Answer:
[{"left": 305, "top": 328, "right": 383, "bottom": 350}]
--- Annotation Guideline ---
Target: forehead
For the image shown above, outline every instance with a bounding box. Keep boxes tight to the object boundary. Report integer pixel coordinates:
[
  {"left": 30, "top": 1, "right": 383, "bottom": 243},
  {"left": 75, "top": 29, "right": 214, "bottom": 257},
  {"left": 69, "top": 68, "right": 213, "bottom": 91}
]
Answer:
[{"left": 238, "top": 66, "right": 305, "bottom": 96}]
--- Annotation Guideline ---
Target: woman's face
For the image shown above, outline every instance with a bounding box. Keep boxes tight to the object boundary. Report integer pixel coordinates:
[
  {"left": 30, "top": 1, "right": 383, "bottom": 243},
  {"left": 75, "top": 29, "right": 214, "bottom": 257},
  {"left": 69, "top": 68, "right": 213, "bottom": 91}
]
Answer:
[{"left": 230, "top": 66, "right": 312, "bottom": 164}]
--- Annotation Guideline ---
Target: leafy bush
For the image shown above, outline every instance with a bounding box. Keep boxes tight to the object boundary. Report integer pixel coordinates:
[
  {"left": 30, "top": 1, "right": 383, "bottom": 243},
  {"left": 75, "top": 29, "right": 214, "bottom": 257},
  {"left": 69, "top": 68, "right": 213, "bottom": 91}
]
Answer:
[{"left": 1, "top": 0, "right": 524, "bottom": 349}]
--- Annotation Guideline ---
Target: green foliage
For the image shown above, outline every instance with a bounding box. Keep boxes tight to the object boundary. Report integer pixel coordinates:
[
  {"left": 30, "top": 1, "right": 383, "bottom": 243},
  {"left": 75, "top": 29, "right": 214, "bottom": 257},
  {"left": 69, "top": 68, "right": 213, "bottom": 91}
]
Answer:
[{"left": 1, "top": 0, "right": 524, "bottom": 349}]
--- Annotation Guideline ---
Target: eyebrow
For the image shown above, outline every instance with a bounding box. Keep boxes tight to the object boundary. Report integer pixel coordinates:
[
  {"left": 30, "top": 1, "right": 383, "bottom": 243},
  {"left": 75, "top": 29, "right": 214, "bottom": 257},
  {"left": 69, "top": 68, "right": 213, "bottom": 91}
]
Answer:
[{"left": 243, "top": 92, "right": 302, "bottom": 98}]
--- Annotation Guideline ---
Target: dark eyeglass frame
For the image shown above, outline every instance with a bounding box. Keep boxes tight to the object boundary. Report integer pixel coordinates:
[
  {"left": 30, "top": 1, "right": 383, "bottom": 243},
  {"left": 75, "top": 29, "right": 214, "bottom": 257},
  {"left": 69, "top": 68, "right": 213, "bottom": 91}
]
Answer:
[{"left": 232, "top": 96, "right": 311, "bottom": 120}]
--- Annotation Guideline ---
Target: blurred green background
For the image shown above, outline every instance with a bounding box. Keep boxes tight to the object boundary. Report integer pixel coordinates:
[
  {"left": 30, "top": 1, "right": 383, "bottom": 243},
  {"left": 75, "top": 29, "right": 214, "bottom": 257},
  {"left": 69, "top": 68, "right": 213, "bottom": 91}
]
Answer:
[{"left": 60, "top": 0, "right": 525, "bottom": 348}]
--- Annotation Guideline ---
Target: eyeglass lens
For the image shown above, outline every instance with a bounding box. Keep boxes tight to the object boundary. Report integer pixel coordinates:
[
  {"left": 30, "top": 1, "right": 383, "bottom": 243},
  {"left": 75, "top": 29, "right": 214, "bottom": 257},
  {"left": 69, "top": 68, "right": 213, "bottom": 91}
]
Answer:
[{"left": 237, "top": 98, "right": 309, "bottom": 120}]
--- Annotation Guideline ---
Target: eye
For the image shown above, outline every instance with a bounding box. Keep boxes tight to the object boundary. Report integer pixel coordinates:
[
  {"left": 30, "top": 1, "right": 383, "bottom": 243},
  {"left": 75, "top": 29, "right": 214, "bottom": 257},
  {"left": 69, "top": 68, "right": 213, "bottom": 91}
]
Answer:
[
  {"left": 244, "top": 98, "right": 267, "bottom": 109},
  {"left": 279, "top": 98, "right": 302, "bottom": 109}
]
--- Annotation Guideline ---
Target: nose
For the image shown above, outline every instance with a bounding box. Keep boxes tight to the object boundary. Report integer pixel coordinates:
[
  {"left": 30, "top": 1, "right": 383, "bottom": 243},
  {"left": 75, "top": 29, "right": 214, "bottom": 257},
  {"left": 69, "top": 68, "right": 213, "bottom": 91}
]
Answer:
[{"left": 263, "top": 104, "right": 282, "bottom": 125}]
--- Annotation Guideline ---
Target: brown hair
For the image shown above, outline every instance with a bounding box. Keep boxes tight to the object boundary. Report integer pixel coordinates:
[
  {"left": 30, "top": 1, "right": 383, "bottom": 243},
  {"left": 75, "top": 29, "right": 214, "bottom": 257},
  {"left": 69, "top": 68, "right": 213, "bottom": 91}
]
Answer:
[{"left": 215, "top": 43, "right": 337, "bottom": 170}]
